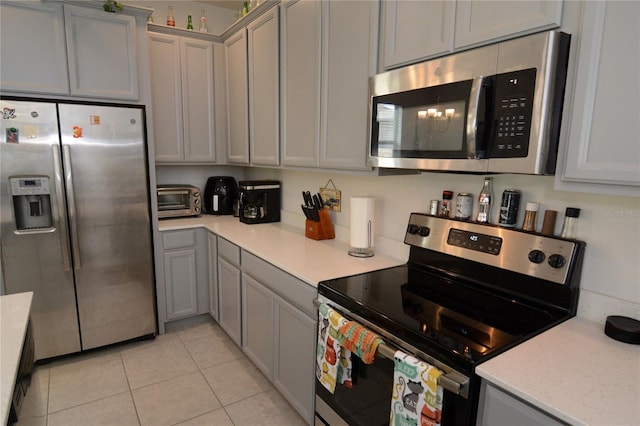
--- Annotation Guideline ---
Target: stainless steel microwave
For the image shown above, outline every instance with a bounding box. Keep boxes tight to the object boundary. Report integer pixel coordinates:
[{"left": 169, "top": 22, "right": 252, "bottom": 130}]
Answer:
[
  {"left": 369, "top": 31, "right": 570, "bottom": 175},
  {"left": 157, "top": 185, "right": 201, "bottom": 219}
]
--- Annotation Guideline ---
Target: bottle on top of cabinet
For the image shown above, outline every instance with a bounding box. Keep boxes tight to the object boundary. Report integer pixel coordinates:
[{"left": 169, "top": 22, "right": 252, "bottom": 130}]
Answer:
[
  {"left": 167, "top": 6, "right": 175, "bottom": 27},
  {"left": 199, "top": 9, "right": 208, "bottom": 32}
]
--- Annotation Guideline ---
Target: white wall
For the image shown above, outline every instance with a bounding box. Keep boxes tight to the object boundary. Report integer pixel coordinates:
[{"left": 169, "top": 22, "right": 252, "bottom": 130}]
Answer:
[
  {"left": 156, "top": 165, "right": 245, "bottom": 190},
  {"left": 243, "top": 167, "right": 640, "bottom": 324},
  {"left": 127, "top": 1, "right": 237, "bottom": 34}
]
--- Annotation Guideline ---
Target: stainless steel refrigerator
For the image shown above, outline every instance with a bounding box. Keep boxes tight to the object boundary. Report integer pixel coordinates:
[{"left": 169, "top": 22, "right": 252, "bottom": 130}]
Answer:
[{"left": 0, "top": 98, "right": 156, "bottom": 360}]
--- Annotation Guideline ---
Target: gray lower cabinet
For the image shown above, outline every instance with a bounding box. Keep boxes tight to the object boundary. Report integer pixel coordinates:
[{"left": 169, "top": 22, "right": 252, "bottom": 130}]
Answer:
[
  {"left": 477, "top": 381, "right": 567, "bottom": 426},
  {"left": 217, "top": 237, "right": 242, "bottom": 346},
  {"left": 242, "top": 273, "right": 275, "bottom": 377},
  {"left": 242, "top": 250, "right": 316, "bottom": 424},
  {"left": 162, "top": 229, "right": 209, "bottom": 322},
  {"left": 207, "top": 232, "right": 218, "bottom": 320},
  {"left": 273, "top": 294, "right": 316, "bottom": 424}
]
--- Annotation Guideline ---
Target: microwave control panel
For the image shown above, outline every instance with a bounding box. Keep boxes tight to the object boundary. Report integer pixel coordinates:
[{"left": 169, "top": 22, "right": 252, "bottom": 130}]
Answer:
[{"left": 490, "top": 68, "right": 536, "bottom": 158}]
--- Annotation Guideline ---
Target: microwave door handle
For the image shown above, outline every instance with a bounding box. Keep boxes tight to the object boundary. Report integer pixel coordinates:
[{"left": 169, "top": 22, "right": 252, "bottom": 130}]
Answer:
[{"left": 466, "top": 76, "right": 486, "bottom": 159}]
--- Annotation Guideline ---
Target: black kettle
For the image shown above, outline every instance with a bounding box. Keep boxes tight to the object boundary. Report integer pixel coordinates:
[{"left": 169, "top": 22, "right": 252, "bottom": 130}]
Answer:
[{"left": 204, "top": 176, "right": 238, "bottom": 215}]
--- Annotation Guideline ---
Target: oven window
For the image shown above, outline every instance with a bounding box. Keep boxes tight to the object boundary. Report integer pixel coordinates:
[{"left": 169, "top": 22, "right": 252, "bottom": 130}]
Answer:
[
  {"left": 316, "top": 355, "right": 394, "bottom": 425},
  {"left": 371, "top": 80, "right": 473, "bottom": 159},
  {"left": 158, "top": 192, "right": 190, "bottom": 210}
]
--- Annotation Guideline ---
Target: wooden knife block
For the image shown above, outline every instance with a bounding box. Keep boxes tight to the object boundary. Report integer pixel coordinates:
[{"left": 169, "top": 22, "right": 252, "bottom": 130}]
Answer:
[{"left": 305, "top": 208, "right": 335, "bottom": 240}]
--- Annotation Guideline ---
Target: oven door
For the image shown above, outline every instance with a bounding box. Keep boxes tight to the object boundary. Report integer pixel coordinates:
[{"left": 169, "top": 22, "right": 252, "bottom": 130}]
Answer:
[{"left": 314, "top": 298, "right": 476, "bottom": 426}]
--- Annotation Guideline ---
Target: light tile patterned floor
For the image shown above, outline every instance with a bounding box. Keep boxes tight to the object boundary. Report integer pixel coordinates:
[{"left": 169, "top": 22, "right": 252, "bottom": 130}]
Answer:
[{"left": 15, "top": 316, "right": 307, "bottom": 426}]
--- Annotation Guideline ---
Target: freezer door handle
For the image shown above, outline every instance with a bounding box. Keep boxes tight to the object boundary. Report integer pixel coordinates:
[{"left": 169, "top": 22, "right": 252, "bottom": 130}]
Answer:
[
  {"left": 53, "top": 145, "right": 72, "bottom": 271},
  {"left": 62, "top": 145, "right": 81, "bottom": 270}
]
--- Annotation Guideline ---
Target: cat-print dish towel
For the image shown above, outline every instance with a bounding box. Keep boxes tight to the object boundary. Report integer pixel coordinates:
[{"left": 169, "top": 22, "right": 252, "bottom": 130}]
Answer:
[
  {"left": 390, "top": 350, "right": 443, "bottom": 426},
  {"left": 316, "top": 303, "right": 353, "bottom": 393}
]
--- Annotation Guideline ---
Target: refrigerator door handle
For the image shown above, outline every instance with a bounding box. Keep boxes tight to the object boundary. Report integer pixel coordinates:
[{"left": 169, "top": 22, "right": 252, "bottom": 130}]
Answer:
[
  {"left": 53, "top": 145, "right": 72, "bottom": 271},
  {"left": 62, "top": 144, "right": 81, "bottom": 270}
]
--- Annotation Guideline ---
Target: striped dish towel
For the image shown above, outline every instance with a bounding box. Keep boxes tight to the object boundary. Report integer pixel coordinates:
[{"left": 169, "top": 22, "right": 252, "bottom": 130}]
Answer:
[{"left": 337, "top": 320, "right": 384, "bottom": 364}]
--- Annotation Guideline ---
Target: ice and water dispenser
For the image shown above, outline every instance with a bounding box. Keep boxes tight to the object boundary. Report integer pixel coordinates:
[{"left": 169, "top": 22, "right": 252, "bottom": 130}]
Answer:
[{"left": 9, "top": 176, "right": 54, "bottom": 232}]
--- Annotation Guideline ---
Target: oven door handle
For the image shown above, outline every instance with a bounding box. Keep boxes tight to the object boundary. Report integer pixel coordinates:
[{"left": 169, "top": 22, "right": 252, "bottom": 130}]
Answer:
[{"left": 314, "top": 298, "right": 470, "bottom": 398}]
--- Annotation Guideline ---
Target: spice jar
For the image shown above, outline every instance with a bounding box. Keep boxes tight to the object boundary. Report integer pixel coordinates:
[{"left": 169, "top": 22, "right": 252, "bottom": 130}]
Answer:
[
  {"left": 522, "top": 202, "right": 539, "bottom": 232},
  {"left": 560, "top": 207, "right": 581, "bottom": 239},
  {"left": 541, "top": 210, "right": 557, "bottom": 236},
  {"left": 441, "top": 191, "right": 453, "bottom": 217}
]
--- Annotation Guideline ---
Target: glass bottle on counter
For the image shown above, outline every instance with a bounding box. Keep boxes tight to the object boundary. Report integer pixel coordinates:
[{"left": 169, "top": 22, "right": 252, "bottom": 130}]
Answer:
[
  {"left": 187, "top": 15, "right": 193, "bottom": 30},
  {"left": 166, "top": 6, "right": 175, "bottom": 27},
  {"left": 476, "top": 177, "right": 493, "bottom": 223},
  {"left": 560, "top": 207, "right": 581, "bottom": 239}
]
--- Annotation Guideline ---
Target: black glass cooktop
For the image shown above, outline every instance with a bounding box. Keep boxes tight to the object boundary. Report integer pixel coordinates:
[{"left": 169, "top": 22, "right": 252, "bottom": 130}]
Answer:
[{"left": 318, "top": 264, "right": 569, "bottom": 372}]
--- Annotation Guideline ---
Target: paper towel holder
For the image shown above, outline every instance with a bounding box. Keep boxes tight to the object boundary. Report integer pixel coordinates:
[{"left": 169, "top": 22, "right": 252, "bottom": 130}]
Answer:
[
  {"left": 349, "top": 196, "right": 375, "bottom": 257},
  {"left": 348, "top": 222, "right": 374, "bottom": 257}
]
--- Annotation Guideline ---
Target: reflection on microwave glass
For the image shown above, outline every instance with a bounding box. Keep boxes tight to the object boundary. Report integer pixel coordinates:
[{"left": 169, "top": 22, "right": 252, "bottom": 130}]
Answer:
[{"left": 377, "top": 100, "right": 465, "bottom": 155}]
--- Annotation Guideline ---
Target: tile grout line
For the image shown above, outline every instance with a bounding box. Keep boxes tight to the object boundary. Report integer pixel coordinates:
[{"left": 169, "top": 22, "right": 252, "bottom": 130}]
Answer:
[{"left": 118, "top": 349, "right": 142, "bottom": 426}]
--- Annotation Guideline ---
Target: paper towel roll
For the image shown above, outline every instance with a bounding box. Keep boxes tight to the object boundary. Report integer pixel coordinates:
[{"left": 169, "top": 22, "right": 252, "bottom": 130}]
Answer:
[{"left": 350, "top": 196, "right": 375, "bottom": 252}]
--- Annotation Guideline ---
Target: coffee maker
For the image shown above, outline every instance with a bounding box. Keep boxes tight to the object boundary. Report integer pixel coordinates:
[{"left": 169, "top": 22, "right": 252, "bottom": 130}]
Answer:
[
  {"left": 238, "top": 180, "right": 280, "bottom": 224},
  {"left": 204, "top": 176, "right": 237, "bottom": 215}
]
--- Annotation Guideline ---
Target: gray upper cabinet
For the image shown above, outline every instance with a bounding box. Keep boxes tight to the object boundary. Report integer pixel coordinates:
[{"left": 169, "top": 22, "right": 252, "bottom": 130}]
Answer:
[
  {"left": 454, "top": 0, "right": 562, "bottom": 49},
  {"left": 381, "top": 0, "right": 454, "bottom": 69},
  {"left": 280, "top": 0, "right": 322, "bottom": 167},
  {"left": 149, "top": 32, "right": 217, "bottom": 163},
  {"left": 557, "top": 0, "right": 640, "bottom": 195},
  {"left": 64, "top": 5, "right": 139, "bottom": 100},
  {"left": 380, "top": 0, "right": 563, "bottom": 70},
  {"left": 225, "top": 29, "right": 250, "bottom": 164},
  {"left": 181, "top": 38, "right": 217, "bottom": 162},
  {"left": 248, "top": 7, "right": 280, "bottom": 166},
  {"left": 1, "top": 2, "right": 139, "bottom": 100},
  {"left": 0, "top": 2, "right": 69, "bottom": 95},
  {"left": 320, "top": 0, "right": 378, "bottom": 170},
  {"left": 281, "top": 0, "right": 377, "bottom": 170}
]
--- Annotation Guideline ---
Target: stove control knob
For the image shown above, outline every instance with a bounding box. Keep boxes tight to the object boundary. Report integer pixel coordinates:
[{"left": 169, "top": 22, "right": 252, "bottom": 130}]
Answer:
[
  {"left": 418, "top": 226, "right": 430, "bottom": 237},
  {"left": 407, "top": 224, "right": 419, "bottom": 234},
  {"left": 528, "top": 249, "right": 546, "bottom": 264},
  {"left": 548, "top": 254, "right": 566, "bottom": 269}
]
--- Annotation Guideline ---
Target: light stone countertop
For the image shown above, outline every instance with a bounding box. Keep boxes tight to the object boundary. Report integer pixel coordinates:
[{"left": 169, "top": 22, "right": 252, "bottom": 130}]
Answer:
[
  {"left": 476, "top": 317, "right": 640, "bottom": 425},
  {"left": 157, "top": 215, "right": 406, "bottom": 286},
  {"left": 0, "top": 291, "right": 33, "bottom": 426}
]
